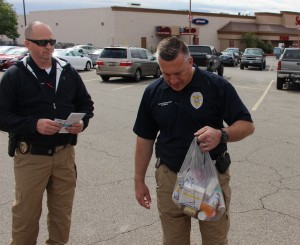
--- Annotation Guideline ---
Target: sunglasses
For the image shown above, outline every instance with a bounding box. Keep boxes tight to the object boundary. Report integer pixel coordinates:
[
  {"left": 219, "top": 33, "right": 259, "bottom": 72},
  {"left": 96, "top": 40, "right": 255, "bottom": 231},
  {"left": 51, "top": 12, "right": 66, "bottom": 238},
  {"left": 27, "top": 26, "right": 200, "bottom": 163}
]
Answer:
[{"left": 27, "top": 39, "right": 56, "bottom": 47}]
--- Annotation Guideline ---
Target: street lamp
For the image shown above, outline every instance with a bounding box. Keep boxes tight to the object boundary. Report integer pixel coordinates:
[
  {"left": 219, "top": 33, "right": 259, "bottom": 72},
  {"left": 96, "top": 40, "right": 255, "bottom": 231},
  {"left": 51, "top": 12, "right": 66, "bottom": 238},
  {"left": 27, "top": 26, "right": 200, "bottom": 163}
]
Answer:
[
  {"left": 23, "top": 0, "right": 27, "bottom": 26},
  {"left": 189, "top": 0, "right": 192, "bottom": 44}
]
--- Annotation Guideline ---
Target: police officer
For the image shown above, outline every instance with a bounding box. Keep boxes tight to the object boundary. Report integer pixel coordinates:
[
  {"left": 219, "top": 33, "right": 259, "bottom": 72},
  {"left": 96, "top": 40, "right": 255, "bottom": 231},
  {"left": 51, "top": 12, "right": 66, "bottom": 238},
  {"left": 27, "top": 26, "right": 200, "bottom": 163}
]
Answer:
[
  {"left": 0, "top": 21, "right": 94, "bottom": 244},
  {"left": 133, "top": 37, "right": 254, "bottom": 245}
]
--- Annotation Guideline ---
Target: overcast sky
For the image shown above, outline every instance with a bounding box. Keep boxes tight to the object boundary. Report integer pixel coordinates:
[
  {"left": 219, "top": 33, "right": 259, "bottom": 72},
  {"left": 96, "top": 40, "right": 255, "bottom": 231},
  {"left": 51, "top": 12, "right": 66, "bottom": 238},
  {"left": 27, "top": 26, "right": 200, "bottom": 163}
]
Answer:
[{"left": 6, "top": 0, "right": 300, "bottom": 16}]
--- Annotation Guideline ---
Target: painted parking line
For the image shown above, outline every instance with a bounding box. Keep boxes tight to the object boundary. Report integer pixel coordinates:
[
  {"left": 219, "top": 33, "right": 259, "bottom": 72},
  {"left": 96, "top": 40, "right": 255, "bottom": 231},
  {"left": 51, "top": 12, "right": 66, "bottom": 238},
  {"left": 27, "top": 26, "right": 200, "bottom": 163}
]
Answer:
[
  {"left": 82, "top": 78, "right": 149, "bottom": 90},
  {"left": 112, "top": 81, "right": 149, "bottom": 90},
  {"left": 251, "top": 79, "right": 274, "bottom": 112},
  {"left": 84, "top": 79, "right": 101, "bottom": 82},
  {"left": 234, "top": 85, "right": 266, "bottom": 91},
  {"left": 112, "top": 85, "right": 135, "bottom": 90}
]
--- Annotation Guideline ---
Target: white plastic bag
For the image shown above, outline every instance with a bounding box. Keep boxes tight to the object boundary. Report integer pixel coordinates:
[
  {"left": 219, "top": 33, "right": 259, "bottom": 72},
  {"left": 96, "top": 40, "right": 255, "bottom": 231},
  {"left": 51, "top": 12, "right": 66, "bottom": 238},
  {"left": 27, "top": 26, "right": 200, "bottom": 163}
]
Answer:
[{"left": 172, "top": 137, "right": 226, "bottom": 221}]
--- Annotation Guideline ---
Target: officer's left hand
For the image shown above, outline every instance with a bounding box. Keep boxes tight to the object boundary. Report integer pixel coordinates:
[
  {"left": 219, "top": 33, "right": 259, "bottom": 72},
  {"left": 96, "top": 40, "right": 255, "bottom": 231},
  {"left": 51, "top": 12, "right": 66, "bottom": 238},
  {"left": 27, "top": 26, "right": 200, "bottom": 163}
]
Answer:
[
  {"left": 194, "top": 126, "right": 221, "bottom": 152},
  {"left": 65, "top": 120, "right": 84, "bottom": 134}
]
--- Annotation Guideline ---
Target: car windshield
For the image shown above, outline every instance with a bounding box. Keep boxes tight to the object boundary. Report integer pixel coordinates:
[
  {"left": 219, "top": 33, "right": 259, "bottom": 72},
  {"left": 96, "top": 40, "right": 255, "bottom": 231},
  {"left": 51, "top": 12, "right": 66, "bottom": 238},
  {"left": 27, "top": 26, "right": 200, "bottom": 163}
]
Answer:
[
  {"left": 283, "top": 49, "right": 300, "bottom": 60},
  {"left": 221, "top": 52, "right": 232, "bottom": 56},
  {"left": 5, "top": 48, "right": 27, "bottom": 55},
  {"left": 0, "top": 46, "right": 15, "bottom": 53},
  {"left": 54, "top": 49, "right": 82, "bottom": 57},
  {"left": 188, "top": 46, "right": 211, "bottom": 54},
  {"left": 244, "top": 49, "right": 262, "bottom": 55},
  {"left": 100, "top": 48, "right": 127, "bottom": 58},
  {"left": 92, "top": 49, "right": 103, "bottom": 55},
  {"left": 53, "top": 49, "right": 66, "bottom": 55},
  {"left": 226, "top": 48, "right": 238, "bottom": 52}
]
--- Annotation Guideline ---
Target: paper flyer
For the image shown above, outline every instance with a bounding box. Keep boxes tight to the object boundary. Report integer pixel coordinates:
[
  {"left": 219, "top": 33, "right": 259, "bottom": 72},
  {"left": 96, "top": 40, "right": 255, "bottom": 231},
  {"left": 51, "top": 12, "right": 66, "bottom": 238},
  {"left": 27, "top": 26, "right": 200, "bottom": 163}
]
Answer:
[{"left": 55, "top": 112, "right": 86, "bottom": 133}]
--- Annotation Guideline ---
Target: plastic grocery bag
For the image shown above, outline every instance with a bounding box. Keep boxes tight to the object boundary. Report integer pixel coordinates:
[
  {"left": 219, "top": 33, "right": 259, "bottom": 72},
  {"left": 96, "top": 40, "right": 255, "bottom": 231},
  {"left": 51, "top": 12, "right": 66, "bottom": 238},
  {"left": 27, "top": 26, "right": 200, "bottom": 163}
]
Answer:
[{"left": 172, "top": 137, "right": 226, "bottom": 221}]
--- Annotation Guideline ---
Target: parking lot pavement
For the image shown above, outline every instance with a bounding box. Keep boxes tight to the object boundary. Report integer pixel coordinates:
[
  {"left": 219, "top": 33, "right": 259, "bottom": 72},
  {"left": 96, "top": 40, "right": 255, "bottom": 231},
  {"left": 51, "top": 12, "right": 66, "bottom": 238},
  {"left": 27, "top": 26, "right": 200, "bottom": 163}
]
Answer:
[{"left": 1, "top": 57, "right": 300, "bottom": 244}]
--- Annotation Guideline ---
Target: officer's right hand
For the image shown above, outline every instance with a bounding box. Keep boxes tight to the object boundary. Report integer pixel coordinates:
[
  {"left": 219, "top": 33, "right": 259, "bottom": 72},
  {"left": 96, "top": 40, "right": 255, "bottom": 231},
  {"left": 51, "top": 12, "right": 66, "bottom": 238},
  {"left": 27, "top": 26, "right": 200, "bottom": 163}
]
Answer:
[
  {"left": 135, "top": 182, "right": 151, "bottom": 209},
  {"left": 36, "top": 119, "right": 61, "bottom": 135}
]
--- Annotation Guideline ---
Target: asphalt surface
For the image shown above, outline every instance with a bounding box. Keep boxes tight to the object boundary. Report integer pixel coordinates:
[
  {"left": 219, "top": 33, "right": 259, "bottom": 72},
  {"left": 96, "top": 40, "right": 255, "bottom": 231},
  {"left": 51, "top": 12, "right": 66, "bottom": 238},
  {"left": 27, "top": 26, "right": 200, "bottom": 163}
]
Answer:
[{"left": 1, "top": 57, "right": 300, "bottom": 244}]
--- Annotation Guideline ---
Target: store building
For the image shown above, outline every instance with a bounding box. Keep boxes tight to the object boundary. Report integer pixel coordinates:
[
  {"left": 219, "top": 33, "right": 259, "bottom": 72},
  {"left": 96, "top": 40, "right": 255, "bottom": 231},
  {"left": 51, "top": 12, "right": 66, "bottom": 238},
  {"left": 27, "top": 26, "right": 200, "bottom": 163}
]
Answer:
[{"left": 3, "top": 6, "right": 300, "bottom": 52}]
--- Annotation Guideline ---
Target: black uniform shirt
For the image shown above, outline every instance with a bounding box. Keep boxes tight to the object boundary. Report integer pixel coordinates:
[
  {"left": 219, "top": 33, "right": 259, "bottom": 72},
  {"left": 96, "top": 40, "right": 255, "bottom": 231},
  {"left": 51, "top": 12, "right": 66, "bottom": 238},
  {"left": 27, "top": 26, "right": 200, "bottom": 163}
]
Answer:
[{"left": 133, "top": 67, "right": 253, "bottom": 173}]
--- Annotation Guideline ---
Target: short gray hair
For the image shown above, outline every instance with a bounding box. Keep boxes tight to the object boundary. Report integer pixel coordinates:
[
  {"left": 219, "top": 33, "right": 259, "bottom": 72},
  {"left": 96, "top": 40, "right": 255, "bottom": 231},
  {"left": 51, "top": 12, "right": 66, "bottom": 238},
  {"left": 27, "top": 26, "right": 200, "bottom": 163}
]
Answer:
[{"left": 157, "top": 37, "right": 190, "bottom": 62}]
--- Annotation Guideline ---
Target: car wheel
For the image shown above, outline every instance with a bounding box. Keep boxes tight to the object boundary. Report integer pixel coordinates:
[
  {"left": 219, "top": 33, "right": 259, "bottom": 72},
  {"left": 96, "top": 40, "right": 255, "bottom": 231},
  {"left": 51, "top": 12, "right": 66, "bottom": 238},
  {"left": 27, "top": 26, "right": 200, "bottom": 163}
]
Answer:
[
  {"left": 134, "top": 69, "right": 141, "bottom": 82},
  {"left": 240, "top": 64, "right": 244, "bottom": 70},
  {"left": 85, "top": 62, "right": 91, "bottom": 71},
  {"left": 100, "top": 75, "right": 110, "bottom": 82},
  {"left": 153, "top": 67, "right": 161, "bottom": 78},
  {"left": 259, "top": 63, "right": 263, "bottom": 70},
  {"left": 217, "top": 64, "right": 224, "bottom": 77},
  {"left": 276, "top": 79, "right": 283, "bottom": 90}
]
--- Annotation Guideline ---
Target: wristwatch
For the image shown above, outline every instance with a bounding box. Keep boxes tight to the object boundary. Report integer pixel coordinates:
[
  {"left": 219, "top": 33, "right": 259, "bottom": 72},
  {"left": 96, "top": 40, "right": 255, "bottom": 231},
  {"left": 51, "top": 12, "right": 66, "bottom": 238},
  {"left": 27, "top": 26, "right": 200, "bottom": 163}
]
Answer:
[{"left": 220, "top": 128, "right": 229, "bottom": 143}]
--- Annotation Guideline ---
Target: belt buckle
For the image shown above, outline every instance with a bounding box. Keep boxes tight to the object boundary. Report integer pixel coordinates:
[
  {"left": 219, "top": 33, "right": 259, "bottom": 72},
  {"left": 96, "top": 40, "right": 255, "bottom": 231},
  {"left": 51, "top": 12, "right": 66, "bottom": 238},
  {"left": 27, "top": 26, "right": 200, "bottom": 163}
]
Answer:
[
  {"left": 55, "top": 145, "right": 67, "bottom": 153},
  {"left": 18, "top": 141, "right": 30, "bottom": 154}
]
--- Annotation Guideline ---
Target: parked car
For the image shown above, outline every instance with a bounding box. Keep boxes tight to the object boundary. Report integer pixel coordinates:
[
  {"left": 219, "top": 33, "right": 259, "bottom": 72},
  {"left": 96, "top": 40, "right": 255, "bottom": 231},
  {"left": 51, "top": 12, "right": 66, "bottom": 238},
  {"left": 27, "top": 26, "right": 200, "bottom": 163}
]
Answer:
[
  {"left": 0, "top": 47, "right": 28, "bottom": 71},
  {"left": 0, "top": 46, "right": 19, "bottom": 55},
  {"left": 187, "top": 45, "right": 224, "bottom": 76},
  {"left": 277, "top": 48, "right": 300, "bottom": 90},
  {"left": 53, "top": 49, "right": 92, "bottom": 71},
  {"left": 95, "top": 47, "right": 161, "bottom": 82},
  {"left": 220, "top": 51, "right": 239, "bottom": 66},
  {"left": 88, "top": 49, "right": 103, "bottom": 67},
  {"left": 240, "top": 48, "right": 266, "bottom": 70},
  {"left": 71, "top": 45, "right": 97, "bottom": 57},
  {"left": 72, "top": 44, "right": 97, "bottom": 51},
  {"left": 224, "top": 47, "right": 242, "bottom": 62}
]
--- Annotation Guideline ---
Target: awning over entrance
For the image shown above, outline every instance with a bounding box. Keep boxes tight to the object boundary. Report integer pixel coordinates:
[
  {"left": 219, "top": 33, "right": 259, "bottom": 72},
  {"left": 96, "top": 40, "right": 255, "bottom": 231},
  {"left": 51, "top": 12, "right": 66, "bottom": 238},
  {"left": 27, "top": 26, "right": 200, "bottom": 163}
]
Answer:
[{"left": 218, "top": 21, "right": 299, "bottom": 35}]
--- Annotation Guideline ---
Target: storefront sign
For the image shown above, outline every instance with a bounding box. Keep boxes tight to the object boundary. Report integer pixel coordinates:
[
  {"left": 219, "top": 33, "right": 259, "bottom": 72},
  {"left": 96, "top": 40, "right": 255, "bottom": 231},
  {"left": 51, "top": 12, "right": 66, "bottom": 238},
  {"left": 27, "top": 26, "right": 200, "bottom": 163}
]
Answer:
[
  {"left": 155, "top": 26, "right": 171, "bottom": 35},
  {"left": 280, "top": 36, "right": 289, "bottom": 41},
  {"left": 295, "top": 16, "right": 300, "bottom": 25},
  {"left": 192, "top": 18, "right": 209, "bottom": 25},
  {"left": 180, "top": 27, "right": 197, "bottom": 35}
]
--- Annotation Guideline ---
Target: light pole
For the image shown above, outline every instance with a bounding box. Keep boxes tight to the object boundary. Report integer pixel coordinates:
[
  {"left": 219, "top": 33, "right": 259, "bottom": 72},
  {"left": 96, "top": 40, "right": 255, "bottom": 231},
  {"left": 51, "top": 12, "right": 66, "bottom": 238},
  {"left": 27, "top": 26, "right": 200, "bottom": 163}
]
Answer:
[
  {"left": 23, "top": 0, "right": 27, "bottom": 26},
  {"left": 189, "top": 0, "right": 192, "bottom": 44},
  {"left": 297, "top": 25, "right": 300, "bottom": 48}
]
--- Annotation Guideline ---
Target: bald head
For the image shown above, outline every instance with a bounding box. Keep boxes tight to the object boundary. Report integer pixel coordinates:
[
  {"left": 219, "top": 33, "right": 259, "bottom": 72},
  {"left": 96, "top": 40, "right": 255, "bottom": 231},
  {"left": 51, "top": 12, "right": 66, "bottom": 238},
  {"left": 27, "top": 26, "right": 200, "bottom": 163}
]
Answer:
[
  {"left": 24, "top": 21, "right": 55, "bottom": 68},
  {"left": 25, "top": 21, "right": 53, "bottom": 40}
]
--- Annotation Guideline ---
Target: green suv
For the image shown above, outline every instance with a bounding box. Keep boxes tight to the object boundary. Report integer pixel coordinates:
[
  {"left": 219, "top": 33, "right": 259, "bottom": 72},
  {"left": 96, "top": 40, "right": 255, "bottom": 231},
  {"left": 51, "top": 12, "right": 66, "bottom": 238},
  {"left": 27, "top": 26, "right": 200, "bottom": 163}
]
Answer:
[{"left": 240, "top": 48, "right": 266, "bottom": 71}]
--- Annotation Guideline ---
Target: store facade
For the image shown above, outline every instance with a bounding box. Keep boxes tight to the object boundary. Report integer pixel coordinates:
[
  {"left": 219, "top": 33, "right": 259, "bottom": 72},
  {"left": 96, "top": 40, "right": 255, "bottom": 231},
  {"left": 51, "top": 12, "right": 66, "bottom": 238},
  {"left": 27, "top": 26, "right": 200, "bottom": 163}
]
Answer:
[{"left": 3, "top": 6, "right": 300, "bottom": 52}]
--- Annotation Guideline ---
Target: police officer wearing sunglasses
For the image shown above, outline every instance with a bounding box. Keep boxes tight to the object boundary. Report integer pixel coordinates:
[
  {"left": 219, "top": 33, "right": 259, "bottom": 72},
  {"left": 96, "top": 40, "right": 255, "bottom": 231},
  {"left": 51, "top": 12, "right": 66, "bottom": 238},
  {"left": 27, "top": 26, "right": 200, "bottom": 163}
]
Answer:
[{"left": 0, "top": 21, "right": 94, "bottom": 244}]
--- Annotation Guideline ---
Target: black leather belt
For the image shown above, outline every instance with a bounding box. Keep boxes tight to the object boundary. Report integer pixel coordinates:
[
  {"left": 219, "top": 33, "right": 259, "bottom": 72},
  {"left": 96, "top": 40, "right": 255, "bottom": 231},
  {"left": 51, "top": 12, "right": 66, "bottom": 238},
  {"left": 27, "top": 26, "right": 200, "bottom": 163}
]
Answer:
[{"left": 17, "top": 141, "right": 69, "bottom": 156}]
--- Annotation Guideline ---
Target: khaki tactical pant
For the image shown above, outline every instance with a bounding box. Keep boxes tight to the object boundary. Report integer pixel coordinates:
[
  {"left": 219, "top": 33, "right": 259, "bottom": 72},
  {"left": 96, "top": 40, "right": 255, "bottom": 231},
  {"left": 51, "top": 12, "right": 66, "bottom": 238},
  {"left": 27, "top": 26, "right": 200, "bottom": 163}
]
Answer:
[
  {"left": 155, "top": 164, "right": 231, "bottom": 245},
  {"left": 10, "top": 145, "right": 77, "bottom": 245}
]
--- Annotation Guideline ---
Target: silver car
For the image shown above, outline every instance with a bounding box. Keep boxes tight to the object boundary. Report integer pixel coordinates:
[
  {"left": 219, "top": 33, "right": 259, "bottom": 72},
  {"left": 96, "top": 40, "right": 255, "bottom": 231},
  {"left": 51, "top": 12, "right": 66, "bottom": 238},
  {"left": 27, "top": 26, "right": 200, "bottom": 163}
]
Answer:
[
  {"left": 88, "top": 49, "right": 103, "bottom": 67},
  {"left": 95, "top": 47, "right": 161, "bottom": 82}
]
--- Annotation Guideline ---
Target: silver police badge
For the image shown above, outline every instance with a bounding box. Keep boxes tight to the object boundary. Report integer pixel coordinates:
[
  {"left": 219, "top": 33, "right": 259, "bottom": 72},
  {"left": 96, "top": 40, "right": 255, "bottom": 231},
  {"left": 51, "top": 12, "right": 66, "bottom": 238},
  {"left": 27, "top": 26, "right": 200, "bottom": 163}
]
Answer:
[
  {"left": 190, "top": 91, "right": 203, "bottom": 109},
  {"left": 19, "top": 141, "right": 30, "bottom": 154}
]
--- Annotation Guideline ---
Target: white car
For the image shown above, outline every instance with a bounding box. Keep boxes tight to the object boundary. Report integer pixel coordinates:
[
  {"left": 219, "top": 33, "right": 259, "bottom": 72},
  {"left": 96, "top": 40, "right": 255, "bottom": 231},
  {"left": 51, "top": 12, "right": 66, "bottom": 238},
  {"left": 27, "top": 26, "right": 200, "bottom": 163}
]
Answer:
[
  {"left": 0, "top": 46, "right": 19, "bottom": 55},
  {"left": 53, "top": 49, "right": 92, "bottom": 71}
]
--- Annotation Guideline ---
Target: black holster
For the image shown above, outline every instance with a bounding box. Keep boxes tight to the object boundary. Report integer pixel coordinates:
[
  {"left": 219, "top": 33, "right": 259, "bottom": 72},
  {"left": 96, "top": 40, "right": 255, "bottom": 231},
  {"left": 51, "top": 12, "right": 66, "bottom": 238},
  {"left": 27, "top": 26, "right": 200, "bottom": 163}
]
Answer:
[
  {"left": 215, "top": 152, "right": 231, "bottom": 174},
  {"left": 8, "top": 133, "right": 20, "bottom": 157}
]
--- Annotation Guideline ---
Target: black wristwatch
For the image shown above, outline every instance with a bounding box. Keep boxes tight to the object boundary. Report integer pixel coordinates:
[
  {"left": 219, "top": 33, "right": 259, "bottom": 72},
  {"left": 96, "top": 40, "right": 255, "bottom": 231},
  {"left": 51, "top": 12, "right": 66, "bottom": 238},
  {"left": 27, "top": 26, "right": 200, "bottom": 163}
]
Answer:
[{"left": 220, "top": 128, "right": 229, "bottom": 143}]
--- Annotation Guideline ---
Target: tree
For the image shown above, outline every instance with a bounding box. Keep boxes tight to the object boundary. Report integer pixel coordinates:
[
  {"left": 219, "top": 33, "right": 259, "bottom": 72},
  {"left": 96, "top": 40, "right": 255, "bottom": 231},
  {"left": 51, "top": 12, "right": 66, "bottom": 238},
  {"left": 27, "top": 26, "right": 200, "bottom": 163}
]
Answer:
[
  {"left": 241, "top": 32, "right": 258, "bottom": 48},
  {"left": 0, "top": 0, "right": 19, "bottom": 40},
  {"left": 241, "top": 32, "right": 273, "bottom": 54}
]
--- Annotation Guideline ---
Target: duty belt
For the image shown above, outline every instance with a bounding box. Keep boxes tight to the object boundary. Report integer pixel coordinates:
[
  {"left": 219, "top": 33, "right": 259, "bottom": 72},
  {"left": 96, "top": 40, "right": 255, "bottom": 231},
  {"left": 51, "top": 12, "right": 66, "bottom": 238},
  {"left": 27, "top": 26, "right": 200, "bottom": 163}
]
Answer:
[{"left": 17, "top": 141, "right": 69, "bottom": 156}]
